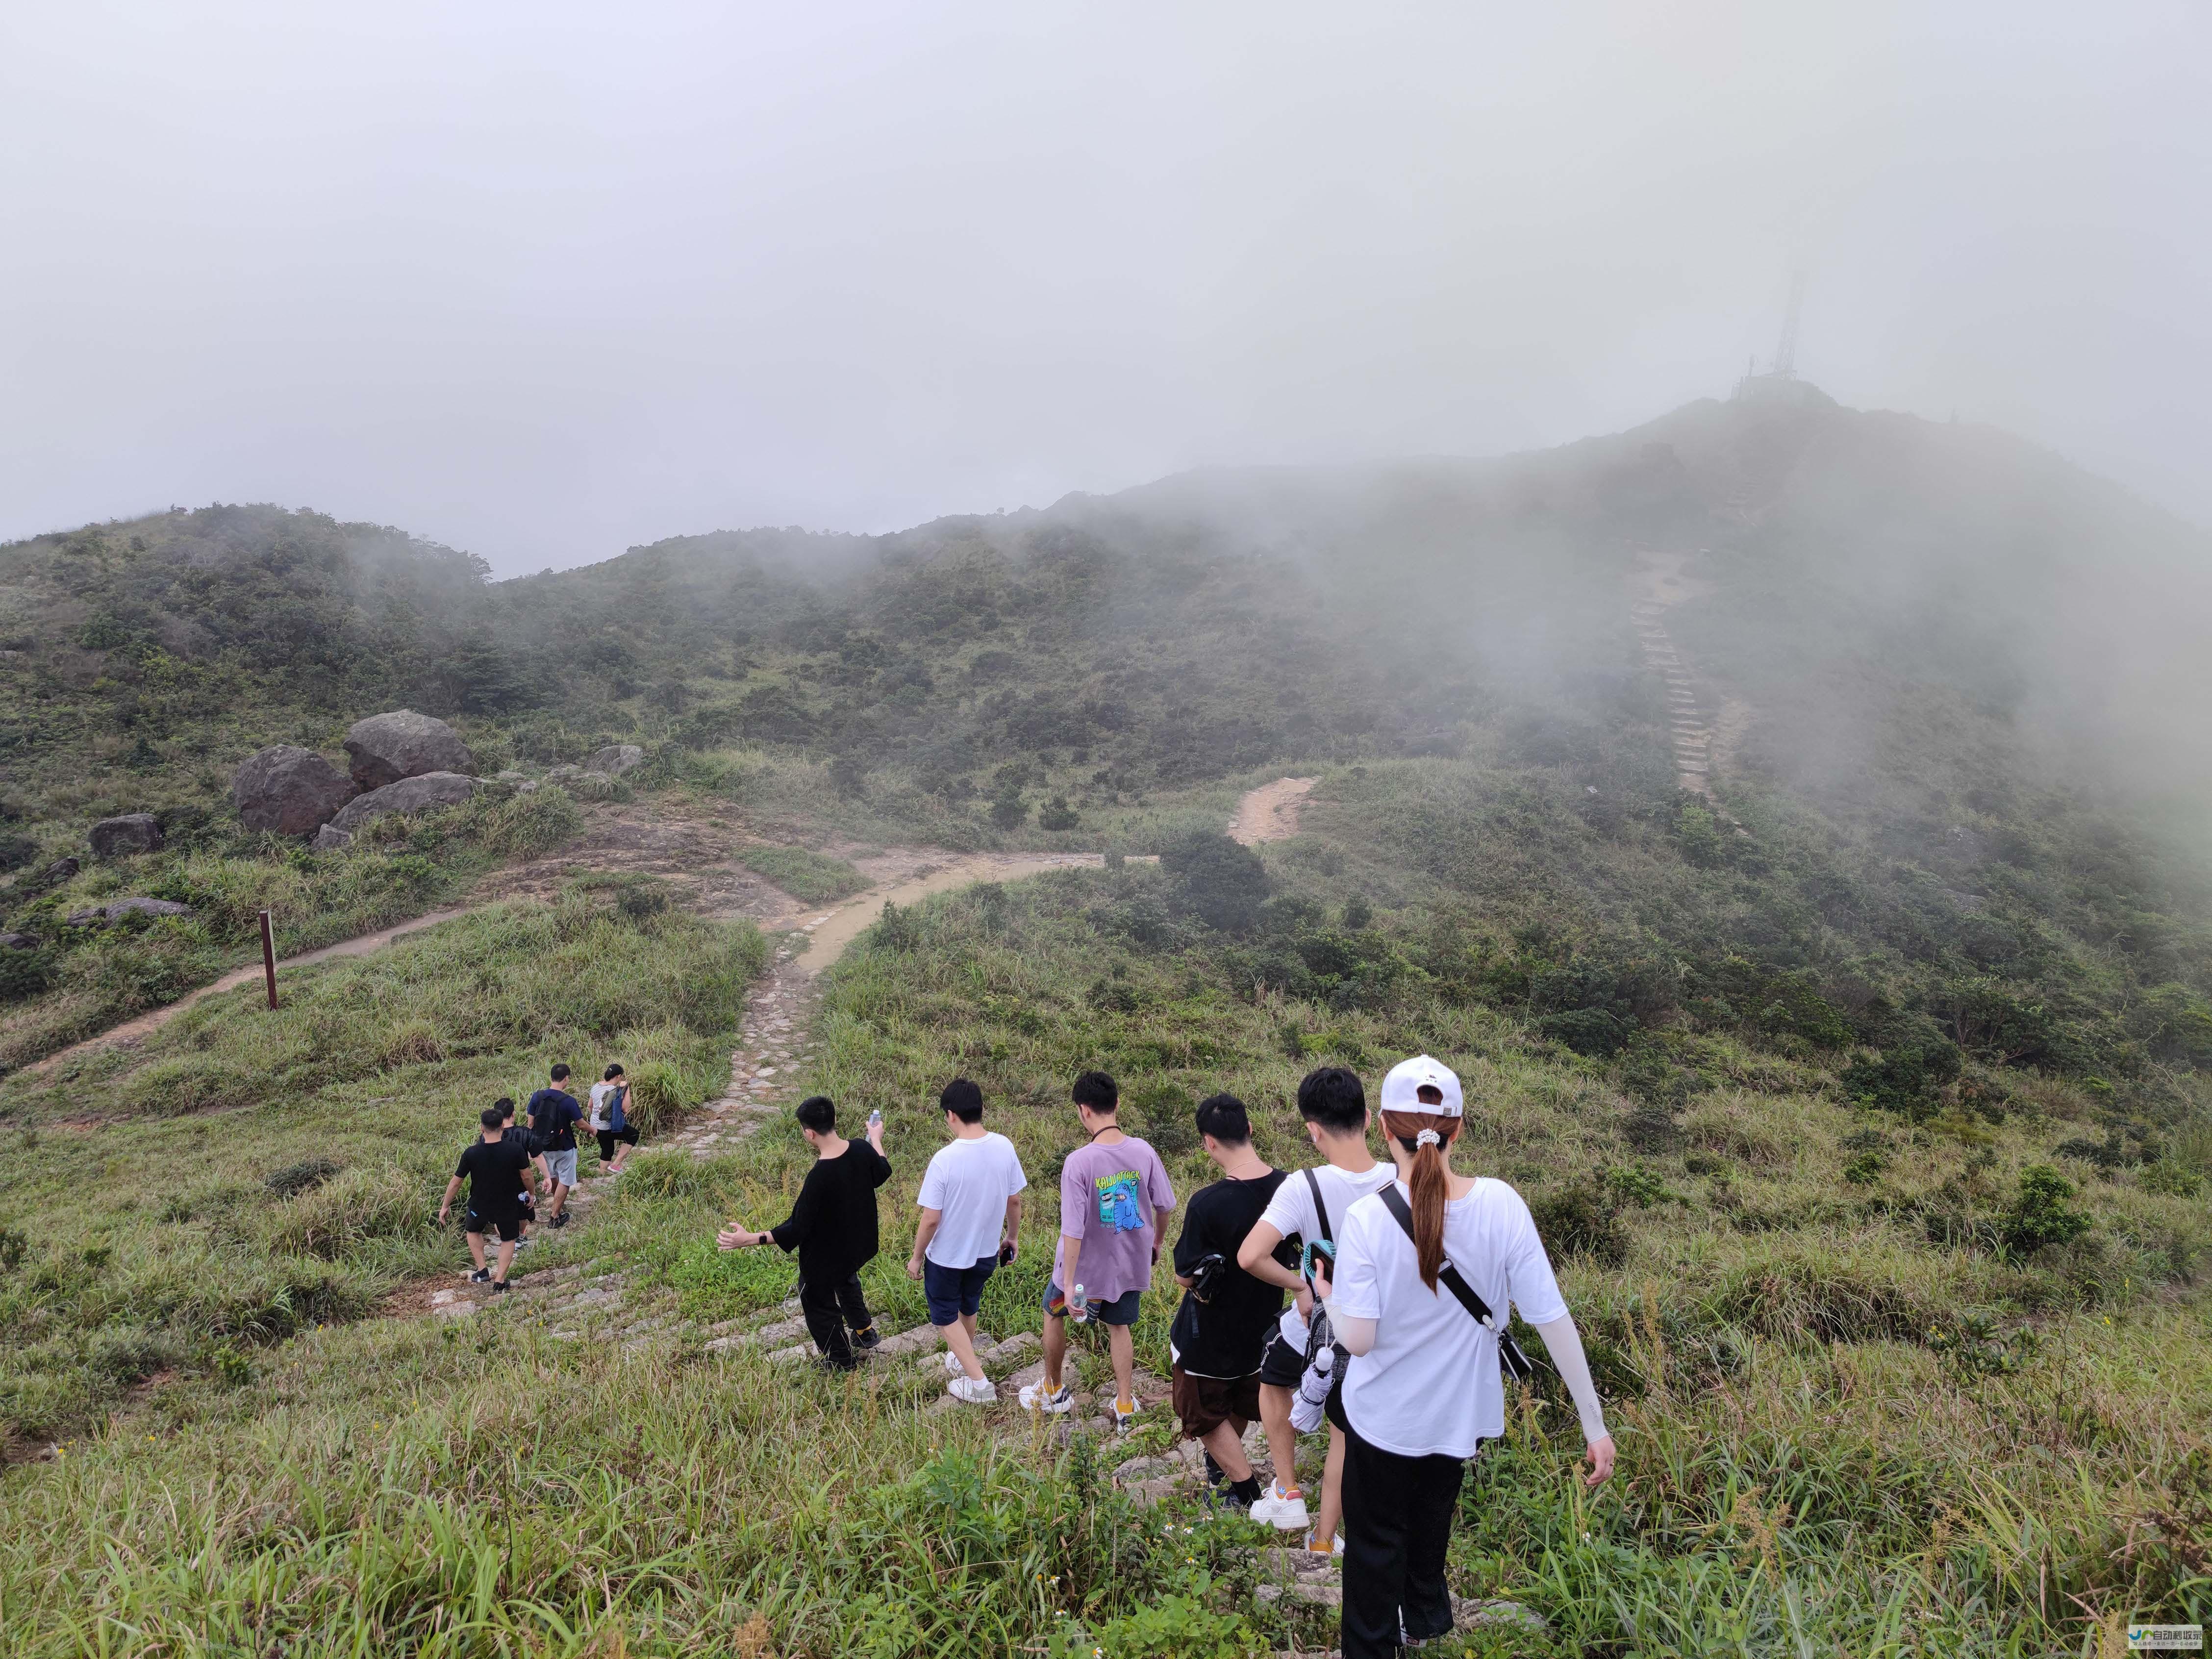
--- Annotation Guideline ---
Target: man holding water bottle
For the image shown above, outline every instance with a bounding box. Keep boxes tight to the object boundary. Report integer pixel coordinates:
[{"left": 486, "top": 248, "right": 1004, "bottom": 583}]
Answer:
[{"left": 718, "top": 1095, "right": 890, "bottom": 1370}]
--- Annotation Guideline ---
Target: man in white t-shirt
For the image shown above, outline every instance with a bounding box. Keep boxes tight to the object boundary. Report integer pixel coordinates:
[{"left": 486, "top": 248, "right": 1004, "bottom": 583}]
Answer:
[
  {"left": 1234, "top": 1065, "right": 1394, "bottom": 1550},
  {"left": 906, "top": 1078, "right": 1027, "bottom": 1404}
]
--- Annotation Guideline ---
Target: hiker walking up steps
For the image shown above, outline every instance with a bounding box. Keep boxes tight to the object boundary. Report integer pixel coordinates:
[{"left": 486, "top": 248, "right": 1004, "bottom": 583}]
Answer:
[
  {"left": 718, "top": 1095, "right": 890, "bottom": 1370},
  {"left": 591, "top": 1064, "right": 637, "bottom": 1174},
  {"left": 1019, "top": 1071, "right": 1175, "bottom": 1430},
  {"left": 438, "top": 1106, "right": 536, "bottom": 1294},
  {"left": 908, "top": 1079, "right": 1027, "bottom": 1404},
  {"left": 1314, "top": 1055, "right": 1614, "bottom": 1659},
  {"left": 1235, "top": 1064, "right": 1395, "bottom": 1553}
]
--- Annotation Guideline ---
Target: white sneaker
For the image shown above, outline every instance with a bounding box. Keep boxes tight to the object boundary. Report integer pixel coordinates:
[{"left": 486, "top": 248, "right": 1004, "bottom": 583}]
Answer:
[
  {"left": 947, "top": 1374, "right": 997, "bottom": 1404},
  {"left": 942, "top": 1350, "right": 966, "bottom": 1377},
  {"left": 1108, "top": 1396, "right": 1140, "bottom": 1432},
  {"left": 1304, "top": 1528, "right": 1345, "bottom": 1559},
  {"left": 1018, "top": 1382, "right": 1075, "bottom": 1413},
  {"left": 1249, "top": 1481, "right": 1310, "bottom": 1530}
]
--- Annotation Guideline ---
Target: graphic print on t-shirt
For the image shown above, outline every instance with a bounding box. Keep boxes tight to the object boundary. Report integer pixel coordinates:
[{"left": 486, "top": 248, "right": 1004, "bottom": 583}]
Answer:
[{"left": 1096, "top": 1169, "right": 1144, "bottom": 1232}]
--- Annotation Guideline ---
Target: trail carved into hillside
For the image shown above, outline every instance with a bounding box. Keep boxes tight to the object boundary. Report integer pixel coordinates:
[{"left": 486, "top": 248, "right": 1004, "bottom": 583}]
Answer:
[
  {"left": 1230, "top": 776, "right": 1317, "bottom": 845},
  {"left": 1629, "top": 548, "right": 1722, "bottom": 797}
]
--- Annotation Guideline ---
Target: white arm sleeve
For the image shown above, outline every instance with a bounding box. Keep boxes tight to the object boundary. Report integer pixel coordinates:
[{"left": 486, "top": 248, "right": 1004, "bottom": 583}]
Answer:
[{"left": 1532, "top": 1313, "right": 1609, "bottom": 1447}]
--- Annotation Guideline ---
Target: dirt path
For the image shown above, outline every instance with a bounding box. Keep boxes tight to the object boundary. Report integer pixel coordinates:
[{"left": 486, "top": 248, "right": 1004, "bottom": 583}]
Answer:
[{"left": 1230, "top": 776, "right": 1317, "bottom": 845}]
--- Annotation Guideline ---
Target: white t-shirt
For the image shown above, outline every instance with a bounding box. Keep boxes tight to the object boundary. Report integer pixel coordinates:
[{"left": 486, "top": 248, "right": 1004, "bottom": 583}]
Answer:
[
  {"left": 588, "top": 1081, "right": 614, "bottom": 1131},
  {"left": 1331, "top": 1177, "right": 1567, "bottom": 1458},
  {"left": 1258, "top": 1161, "right": 1398, "bottom": 1350},
  {"left": 916, "top": 1131, "right": 1030, "bottom": 1268}
]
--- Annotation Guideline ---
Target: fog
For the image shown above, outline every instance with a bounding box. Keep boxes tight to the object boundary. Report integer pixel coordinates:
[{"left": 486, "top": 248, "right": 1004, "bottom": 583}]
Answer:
[{"left": 3, "top": 3, "right": 2206, "bottom": 576}]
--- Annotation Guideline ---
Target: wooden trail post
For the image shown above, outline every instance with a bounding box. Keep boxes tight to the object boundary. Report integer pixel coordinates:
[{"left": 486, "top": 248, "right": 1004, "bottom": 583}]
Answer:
[{"left": 259, "top": 909, "right": 278, "bottom": 1009}]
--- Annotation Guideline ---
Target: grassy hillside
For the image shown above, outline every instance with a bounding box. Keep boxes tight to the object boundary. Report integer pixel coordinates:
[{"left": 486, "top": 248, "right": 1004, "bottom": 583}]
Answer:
[{"left": 3, "top": 389, "right": 2211, "bottom": 1653}]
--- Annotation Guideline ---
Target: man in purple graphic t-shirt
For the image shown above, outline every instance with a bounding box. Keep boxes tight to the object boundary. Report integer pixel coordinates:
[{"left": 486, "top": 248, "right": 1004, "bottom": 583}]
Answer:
[{"left": 1017, "top": 1070, "right": 1176, "bottom": 1430}]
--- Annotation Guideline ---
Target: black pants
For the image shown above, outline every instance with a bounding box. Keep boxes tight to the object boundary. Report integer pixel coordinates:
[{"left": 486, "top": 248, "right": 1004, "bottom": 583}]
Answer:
[
  {"left": 798, "top": 1273, "right": 876, "bottom": 1369},
  {"left": 1339, "top": 1412, "right": 1467, "bottom": 1658}
]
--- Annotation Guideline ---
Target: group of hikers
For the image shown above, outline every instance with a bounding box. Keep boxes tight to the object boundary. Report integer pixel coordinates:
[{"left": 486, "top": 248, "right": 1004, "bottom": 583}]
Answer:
[
  {"left": 442, "top": 1054, "right": 1612, "bottom": 1656},
  {"left": 435, "top": 1061, "right": 640, "bottom": 1287}
]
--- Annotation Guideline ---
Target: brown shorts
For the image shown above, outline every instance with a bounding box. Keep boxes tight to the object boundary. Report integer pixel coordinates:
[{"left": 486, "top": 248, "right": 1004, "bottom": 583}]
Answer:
[{"left": 1171, "top": 1364, "right": 1261, "bottom": 1440}]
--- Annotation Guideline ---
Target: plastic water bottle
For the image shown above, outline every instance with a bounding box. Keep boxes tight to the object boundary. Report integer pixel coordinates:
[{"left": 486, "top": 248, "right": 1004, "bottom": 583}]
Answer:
[
  {"left": 867, "top": 1108, "right": 882, "bottom": 1130},
  {"left": 1070, "top": 1282, "right": 1090, "bottom": 1323}
]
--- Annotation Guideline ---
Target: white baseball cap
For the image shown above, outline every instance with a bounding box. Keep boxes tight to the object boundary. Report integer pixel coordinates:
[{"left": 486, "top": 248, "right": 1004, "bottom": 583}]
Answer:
[{"left": 1380, "top": 1054, "right": 1463, "bottom": 1117}]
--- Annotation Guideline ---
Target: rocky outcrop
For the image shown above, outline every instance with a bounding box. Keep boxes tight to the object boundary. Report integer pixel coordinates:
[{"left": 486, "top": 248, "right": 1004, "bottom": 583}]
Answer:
[
  {"left": 67, "top": 897, "right": 196, "bottom": 926},
  {"left": 342, "top": 710, "right": 474, "bottom": 790},
  {"left": 312, "top": 823, "right": 353, "bottom": 852},
  {"left": 0, "top": 931, "right": 36, "bottom": 950},
  {"left": 586, "top": 744, "right": 645, "bottom": 777},
  {"left": 232, "top": 745, "right": 358, "bottom": 836},
  {"left": 39, "top": 858, "right": 77, "bottom": 884},
  {"left": 328, "top": 771, "right": 480, "bottom": 834},
  {"left": 89, "top": 814, "right": 163, "bottom": 857}
]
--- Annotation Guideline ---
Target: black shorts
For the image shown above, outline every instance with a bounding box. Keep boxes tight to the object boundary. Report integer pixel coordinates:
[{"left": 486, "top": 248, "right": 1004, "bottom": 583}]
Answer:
[
  {"left": 1171, "top": 1365, "right": 1261, "bottom": 1440},
  {"left": 596, "top": 1127, "right": 638, "bottom": 1159},
  {"left": 467, "top": 1209, "right": 523, "bottom": 1243},
  {"left": 1257, "top": 1326, "right": 1307, "bottom": 1389}
]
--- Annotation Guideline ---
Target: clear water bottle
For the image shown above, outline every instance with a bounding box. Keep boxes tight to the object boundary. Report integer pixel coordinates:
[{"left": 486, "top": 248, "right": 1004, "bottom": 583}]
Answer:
[{"left": 1070, "top": 1282, "right": 1090, "bottom": 1323}]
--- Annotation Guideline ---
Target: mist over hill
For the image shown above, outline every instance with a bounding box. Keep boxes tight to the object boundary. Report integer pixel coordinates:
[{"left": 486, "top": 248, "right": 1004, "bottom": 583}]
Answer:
[{"left": 6, "top": 387, "right": 2212, "bottom": 1094}]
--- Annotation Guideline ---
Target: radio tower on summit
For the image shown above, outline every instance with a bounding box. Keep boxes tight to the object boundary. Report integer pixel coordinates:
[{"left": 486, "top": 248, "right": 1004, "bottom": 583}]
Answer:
[{"left": 1771, "top": 265, "right": 1808, "bottom": 380}]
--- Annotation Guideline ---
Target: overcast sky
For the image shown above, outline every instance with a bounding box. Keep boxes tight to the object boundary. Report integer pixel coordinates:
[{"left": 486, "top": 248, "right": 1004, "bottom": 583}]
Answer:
[{"left": 3, "top": 3, "right": 2205, "bottom": 576}]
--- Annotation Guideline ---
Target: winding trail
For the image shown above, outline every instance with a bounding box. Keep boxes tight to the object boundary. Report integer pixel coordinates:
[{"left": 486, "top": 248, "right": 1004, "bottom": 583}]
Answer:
[
  {"left": 1629, "top": 548, "right": 1720, "bottom": 797},
  {"left": 1230, "top": 776, "right": 1317, "bottom": 845}
]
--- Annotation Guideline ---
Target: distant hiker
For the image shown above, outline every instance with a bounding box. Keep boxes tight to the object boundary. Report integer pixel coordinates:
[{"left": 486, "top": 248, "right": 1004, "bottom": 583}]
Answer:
[
  {"left": 1314, "top": 1055, "right": 1614, "bottom": 1659},
  {"left": 1018, "top": 1070, "right": 1175, "bottom": 1431},
  {"left": 438, "top": 1106, "right": 535, "bottom": 1292},
  {"left": 906, "top": 1078, "right": 1027, "bottom": 1405},
  {"left": 591, "top": 1064, "right": 637, "bottom": 1173},
  {"left": 1167, "top": 1093, "right": 1286, "bottom": 1510},
  {"left": 719, "top": 1095, "right": 890, "bottom": 1370},
  {"left": 1235, "top": 1064, "right": 1393, "bottom": 1552},
  {"left": 526, "top": 1064, "right": 584, "bottom": 1230},
  {"left": 495, "top": 1096, "right": 548, "bottom": 1246}
]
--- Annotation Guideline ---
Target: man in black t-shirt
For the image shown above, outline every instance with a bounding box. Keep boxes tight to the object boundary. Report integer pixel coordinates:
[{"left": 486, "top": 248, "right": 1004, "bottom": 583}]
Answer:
[
  {"left": 718, "top": 1095, "right": 892, "bottom": 1369},
  {"left": 527, "top": 1064, "right": 585, "bottom": 1230},
  {"left": 439, "top": 1106, "right": 535, "bottom": 1291},
  {"left": 1169, "top": 1093, "right": 1293, "bottom": 1510}
]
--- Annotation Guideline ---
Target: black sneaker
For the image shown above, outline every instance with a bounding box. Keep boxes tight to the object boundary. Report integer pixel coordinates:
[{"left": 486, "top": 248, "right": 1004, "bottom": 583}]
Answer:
[
  {"left": 551, "top": 1213, "right": 570, "bottom": 1230},
  {"left": 851, "top": 1325, "right": 882, "bottom": 1351},
  {"left": 491, "top": 1280, "right": 510, "bottom": 1296},
  {"left": 469, "top": 1268, "right": 492, "bottom": 1284}
]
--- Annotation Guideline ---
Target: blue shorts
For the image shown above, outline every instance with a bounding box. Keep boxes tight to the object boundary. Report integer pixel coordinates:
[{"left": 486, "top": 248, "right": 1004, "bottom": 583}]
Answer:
[
  {"left": 923, "top": 1256, "right": 997, "bottom": 1326},
  {"left": 1045, "top": 1282, "right": 1143, "bottom": 1327}
]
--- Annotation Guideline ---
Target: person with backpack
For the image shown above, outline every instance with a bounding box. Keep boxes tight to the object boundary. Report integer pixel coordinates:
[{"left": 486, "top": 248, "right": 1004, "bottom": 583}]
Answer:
[
  {"left": 495, "top": 1097, "right": 549, "bottom": 1247},
  {"left": 1167, "top": 1093, "right": 1289, "bottom": 1511},
  {"left": 590, "top": 1064, "right": 637, "bottom": 1174},
  {"left": 526, "top": 1064, "right": 585, "bottom": 1229},
  {"left": 1314, "top": 1055, "right": 1614, "bottom": 1659},
  {"left": 1234, "top": 1064, "right": 1395, "bottom": 1553}
]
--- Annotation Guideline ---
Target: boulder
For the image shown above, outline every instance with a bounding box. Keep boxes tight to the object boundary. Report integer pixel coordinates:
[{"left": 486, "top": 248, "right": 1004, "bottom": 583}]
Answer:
[
  {"left": 232, "top": 745, "right": 358, "bottom": 836},
  {"left": 40, "top": 858, "right": 78, "bottom": 883},
  {"left": 312, "top": 823, "right": 353, "bottom": 852},
  {"left": 342, "top": 710, "right": 475, "bottom": 790},
  {"left": 67, "top": 897, "right": 196, "bottom": 927},
  {"left": 328, "top": 771, "right": 480, "bottom": 834},
  {"left": 89, "top": 813, "right": 163, "bottom": 857},
  {"left": 586, "top": 744, "right": 645, "bottom": 777},
  {"left": 0, "top": 931, "right": 35, "bottom": 950}
]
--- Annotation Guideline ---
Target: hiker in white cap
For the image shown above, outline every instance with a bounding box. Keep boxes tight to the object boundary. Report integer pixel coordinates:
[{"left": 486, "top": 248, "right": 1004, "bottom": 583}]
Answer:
[{"left": 1313, "top": 1053, "right": 1614, "bottom": 1659}]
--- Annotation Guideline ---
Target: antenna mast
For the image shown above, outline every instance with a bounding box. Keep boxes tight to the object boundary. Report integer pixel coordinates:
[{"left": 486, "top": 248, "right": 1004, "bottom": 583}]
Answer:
[{"left": 1772, "top": 266, "right": 1808, "bottom": 380}]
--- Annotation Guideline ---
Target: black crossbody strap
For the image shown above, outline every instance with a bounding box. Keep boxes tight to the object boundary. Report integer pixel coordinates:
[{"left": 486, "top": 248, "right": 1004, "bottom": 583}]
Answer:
[
  {"left": 1378, "top": 1185, "right": 1537, "bottom": 1382},
  {"left": 1303, "top": 1168, "right": 1333, "bottom": 1247}
]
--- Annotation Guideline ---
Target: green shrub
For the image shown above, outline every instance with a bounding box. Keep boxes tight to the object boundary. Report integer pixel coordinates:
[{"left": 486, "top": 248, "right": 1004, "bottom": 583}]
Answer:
[
  {"left": 738, "top": 844, "right": 869, "bottom": 903},
  {"left": 1529, "top": 1182, "right": 1631, "bottom": 1267},
  {"left": 1159, "top": 830, "right": 1268, "bottom": 933},
  {"left": 2001, "top": 1164, "right": 2092, "bottom": 1255},
  {"left": 264, "top": 1157, "right": 344, "bottom": 1199}
]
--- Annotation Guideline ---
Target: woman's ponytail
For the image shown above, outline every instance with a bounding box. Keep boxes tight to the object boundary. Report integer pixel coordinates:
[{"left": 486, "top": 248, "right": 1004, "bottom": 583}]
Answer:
[{"left": 1382, "top": 1109, "right": 1458, "bottom": 1290}]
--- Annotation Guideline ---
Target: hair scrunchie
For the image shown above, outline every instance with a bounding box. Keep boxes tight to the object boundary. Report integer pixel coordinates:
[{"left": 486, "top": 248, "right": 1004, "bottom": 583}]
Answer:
[{"left": 1415, "top": 1128, "right": 1441, "bottom": 1147}]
